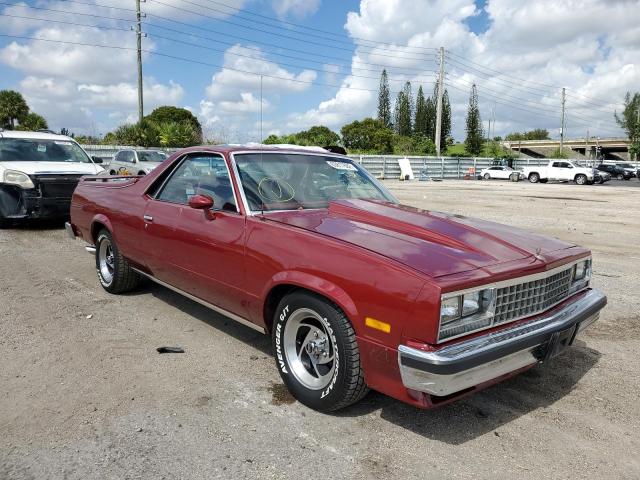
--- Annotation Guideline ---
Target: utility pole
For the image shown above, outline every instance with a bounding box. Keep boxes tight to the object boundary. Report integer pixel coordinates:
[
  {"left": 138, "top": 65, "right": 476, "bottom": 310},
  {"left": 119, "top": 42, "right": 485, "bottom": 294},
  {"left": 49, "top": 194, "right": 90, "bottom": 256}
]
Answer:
[
  {"left": 135, "top": 0, "right": 144, "bottom": 123},
  {"left": 586, "top": 129, "right": 589, "bottom": 159},
  {"left": 491, "top": 104, "right": 496, "bottom": 140},
  {"left": 559, "top": 87, "right": 566, "bottom": 154},
  {"left": 435, "top": 46, "right": 445, "bottom": 157}
]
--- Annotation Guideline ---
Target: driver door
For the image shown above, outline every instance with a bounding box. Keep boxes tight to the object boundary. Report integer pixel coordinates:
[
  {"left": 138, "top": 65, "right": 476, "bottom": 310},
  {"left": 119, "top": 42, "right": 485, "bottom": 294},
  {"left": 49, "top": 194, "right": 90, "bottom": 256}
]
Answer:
[{"left": 142, "top": 153, "right": 249, "bottom": 317}]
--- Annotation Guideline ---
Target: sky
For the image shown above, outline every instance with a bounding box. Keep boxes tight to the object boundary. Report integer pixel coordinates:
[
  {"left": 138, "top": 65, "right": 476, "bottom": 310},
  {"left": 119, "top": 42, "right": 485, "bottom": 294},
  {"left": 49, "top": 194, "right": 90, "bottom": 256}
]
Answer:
[{"left": 0, "top": 0, "right": 638, "bottom": 143}]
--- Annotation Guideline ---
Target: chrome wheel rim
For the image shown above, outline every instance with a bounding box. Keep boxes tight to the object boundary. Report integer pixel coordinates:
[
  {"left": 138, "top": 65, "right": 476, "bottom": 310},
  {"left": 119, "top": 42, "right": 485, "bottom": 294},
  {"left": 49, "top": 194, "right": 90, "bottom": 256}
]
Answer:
[
  {"left": 98, "top": 238, "right": 115, "bottom": 284},
  {"left": 283, "top": 308, "right": 336, "bottom": 390}
]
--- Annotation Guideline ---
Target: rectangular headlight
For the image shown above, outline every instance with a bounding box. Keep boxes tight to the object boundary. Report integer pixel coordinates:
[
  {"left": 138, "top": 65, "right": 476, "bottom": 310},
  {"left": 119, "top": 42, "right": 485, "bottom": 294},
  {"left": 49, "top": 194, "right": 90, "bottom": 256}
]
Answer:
[
  {"left": 439, "top": 289, "right": 495, "bottom": 341},
  {"left": 570, "top": 258, "right": 591, "bottom": 293}
]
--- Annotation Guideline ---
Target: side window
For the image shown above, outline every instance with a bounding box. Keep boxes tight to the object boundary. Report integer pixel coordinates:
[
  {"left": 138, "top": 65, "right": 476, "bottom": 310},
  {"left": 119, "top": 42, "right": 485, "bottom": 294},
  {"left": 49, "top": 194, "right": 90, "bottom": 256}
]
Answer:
[
  {"left": 552, "top": 162, "right": 561, "bottom": 168},
  {"left": 156, "top": 154, "right": 237, "bottom": 212},
  {"left": 123, "top": 151, "right": 135, "bottom": 163}
]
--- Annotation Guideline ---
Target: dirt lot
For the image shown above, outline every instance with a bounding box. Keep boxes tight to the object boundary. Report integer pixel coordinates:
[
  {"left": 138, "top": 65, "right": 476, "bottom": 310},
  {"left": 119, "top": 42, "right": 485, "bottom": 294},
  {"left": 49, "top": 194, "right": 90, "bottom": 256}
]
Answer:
[{"left": 1, "top": 179, "right": 639, "bottom": 479}]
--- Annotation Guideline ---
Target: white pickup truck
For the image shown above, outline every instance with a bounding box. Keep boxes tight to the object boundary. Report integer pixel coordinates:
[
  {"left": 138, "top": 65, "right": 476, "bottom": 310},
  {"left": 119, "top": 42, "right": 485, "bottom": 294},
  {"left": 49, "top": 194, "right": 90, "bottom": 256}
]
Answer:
[{"left": 522, "top": 160, "right": 595, "bottom": 185}]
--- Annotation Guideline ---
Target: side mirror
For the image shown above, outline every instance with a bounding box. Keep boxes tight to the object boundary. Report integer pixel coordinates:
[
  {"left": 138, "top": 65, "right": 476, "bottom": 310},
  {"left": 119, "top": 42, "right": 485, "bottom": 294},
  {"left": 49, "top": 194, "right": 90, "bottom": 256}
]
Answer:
[
  {"left": 188, "top": 194, "right": 214, "bottom": 210},
  {"left": 92, "top": 156, "right": 103, "bottom": 164}
]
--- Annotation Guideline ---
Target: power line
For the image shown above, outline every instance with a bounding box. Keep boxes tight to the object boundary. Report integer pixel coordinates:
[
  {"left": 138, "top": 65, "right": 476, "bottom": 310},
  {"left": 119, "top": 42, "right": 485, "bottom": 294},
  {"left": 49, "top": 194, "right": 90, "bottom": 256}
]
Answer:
[
  {"left": 0, "top": 12, "right": 438, "bottom": 87},
  {"left": 446, "top": 50, "right": 622, "bottom": 108},
  {"left": 147, "top": 0, "right": 434, "bottom": 62},
  {"left": 142, "top": 21, "right": 437, "bottom": 80},
  {"left": 0, "top": 2, "right": 135, "bottom": 23},
  {"left": 192, "top": 0, "right": 439, "bottom": 55},
  {"left": 0, "top": 33, "right": 432, "bottom": 96}
]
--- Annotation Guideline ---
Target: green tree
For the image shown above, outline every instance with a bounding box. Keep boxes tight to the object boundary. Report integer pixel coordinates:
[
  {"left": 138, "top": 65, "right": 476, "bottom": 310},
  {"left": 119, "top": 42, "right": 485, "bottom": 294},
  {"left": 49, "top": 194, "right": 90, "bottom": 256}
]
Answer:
[
  {"left": 156, "top": 121, "right": 199, "bottom": 148},
  {"left": 414, "top": 86, "right": 428, "bottom": 137},
  {"left": 112, "top": 120, "right": 159, "bottom": 147},
  {"left": 394, "top": 81, "right": 413, "bottom": 136},
  {"left": 16, "top": 112, "right": 48, "bottom": 131},
  {"left": 295, "top": 126, "right": 340, "bottom": 146},
  {"left": 392, "top": 134, "right": 436, "bottom": 155},
  {"left": 340, "top": 118, "right": 393, "bottom": 153},
  {"left": 505, "top": 129, "right": 550, "bottom": 141},
  {"left": 0, "top": 90, "right": 29, "bottom": 129},
  {"left": 464, "top": 84, "right": 483, "bottom": 156},
  {"left": 145, "top": 106, "right": 202, "bottom": 141},
  {"left": 263, "top": 134, "right": 281, "bottom": 144},
  {"left": 377, "top": 69, "right": 392, "bottom": 129},
  {"left": 615, "top": 91, "right": 640, "bottom": 159},
  {"left": 441, "top": 89, "right": 452, "bottom": 151},
  {"left": 425, "top": 96, "right": 436, "bottom": 141}
]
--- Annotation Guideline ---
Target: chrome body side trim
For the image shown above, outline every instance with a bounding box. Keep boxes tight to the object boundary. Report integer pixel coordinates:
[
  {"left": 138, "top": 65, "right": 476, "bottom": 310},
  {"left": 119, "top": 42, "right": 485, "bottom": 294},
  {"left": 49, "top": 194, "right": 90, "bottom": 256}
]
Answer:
[
  {"left": 132, "top": 268, "right": 266, "bottom": 334},
  {"left": 399, "top": 289, "right": 606, "bottom": 397}
]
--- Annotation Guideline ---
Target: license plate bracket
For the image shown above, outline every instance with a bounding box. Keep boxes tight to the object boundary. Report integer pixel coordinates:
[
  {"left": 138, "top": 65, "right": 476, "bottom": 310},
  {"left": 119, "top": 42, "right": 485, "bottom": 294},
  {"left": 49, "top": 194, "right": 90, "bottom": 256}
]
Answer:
[{"left": 535, "top": 325, "right": 579, "bottom": 362}]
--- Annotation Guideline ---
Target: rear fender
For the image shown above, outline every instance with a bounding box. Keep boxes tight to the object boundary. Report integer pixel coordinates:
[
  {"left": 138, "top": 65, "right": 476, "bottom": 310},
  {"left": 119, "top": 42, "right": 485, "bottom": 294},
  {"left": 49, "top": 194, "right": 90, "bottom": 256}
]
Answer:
[{"left": 90, "top": 213, "right": 114, "bottom": 243}]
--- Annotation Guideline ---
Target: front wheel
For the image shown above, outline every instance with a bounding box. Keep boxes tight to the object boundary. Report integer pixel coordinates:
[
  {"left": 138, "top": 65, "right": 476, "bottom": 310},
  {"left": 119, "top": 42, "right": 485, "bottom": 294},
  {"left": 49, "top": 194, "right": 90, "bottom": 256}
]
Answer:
[
  {"left": 617, "top": 174, "right": 624, "bottom": 180},
  {"left": 272, "top": 291, "right": 368, "bottom": 412},
  {"left": 95, "top": 229, "right": 140, "bottom": 293},
  {"left": 575, "top": 174, "right": 587, "bottom": 185}
]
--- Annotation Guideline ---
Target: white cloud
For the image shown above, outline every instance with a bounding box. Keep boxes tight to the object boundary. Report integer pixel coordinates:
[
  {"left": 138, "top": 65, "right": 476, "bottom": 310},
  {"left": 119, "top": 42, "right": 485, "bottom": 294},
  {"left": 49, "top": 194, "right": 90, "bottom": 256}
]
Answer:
[
  {"left": 289, "top": 0, "right": 638, "bottom": 140},
  {"left": 205, "top": 44, "right": 316, "bottom": 99},
  {"left": 272, "top": 0, "right": 321, "bottom": 19}
]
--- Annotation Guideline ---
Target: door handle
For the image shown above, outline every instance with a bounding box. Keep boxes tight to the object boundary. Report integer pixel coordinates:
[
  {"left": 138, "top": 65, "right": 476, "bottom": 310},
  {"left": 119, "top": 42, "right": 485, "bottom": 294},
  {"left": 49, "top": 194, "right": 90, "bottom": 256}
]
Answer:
[{"left": 143, "top": 215, "right": 153, "bottom": 222}]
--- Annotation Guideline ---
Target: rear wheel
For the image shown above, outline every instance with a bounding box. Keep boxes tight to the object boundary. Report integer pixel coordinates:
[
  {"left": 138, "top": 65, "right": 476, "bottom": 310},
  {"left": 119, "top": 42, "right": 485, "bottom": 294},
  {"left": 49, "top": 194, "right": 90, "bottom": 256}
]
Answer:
[
  {"left": 483, "top": 173, "right": 491, "bottom": 180},
  {"left": 109, "top": 170, "right": 116, "bottom": 175},
  {"left": 528, "top": 173, "right": 540, "bottom": 183},
  {"left": 575, "top": 174, "right": 587, "bottom": 185},
  {"left": 95, "top": 229, "right": 140, "bottom": 293},
  {"left": 272, "top": 291, "right": 368, "bottom": 412}
]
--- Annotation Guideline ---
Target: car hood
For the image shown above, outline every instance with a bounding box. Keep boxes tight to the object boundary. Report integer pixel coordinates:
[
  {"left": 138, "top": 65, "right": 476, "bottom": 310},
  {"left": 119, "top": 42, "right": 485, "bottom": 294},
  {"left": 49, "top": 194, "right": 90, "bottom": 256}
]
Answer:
[
  {"left": 0, "top": 161, "right": 103, "bottom": 175},
  {"left": 264, "top": 199, "right": 576, "bottom": 278}
]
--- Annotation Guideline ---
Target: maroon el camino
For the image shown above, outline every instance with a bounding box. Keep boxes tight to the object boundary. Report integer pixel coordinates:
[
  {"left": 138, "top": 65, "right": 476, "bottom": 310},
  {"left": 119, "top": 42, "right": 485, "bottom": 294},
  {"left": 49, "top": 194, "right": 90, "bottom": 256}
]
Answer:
[{"left": 66, "top": 145, "right": 606, "bottom": 411}]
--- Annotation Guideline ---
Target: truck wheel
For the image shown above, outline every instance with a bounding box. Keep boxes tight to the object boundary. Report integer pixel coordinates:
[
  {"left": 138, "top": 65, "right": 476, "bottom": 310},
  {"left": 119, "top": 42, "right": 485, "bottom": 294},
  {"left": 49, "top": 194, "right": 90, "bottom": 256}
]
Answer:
[
  {"left": 483, "top": 173, "right": 491, "bottom": 180},
  {"left": 528, "top": 173, "right": 540, "bottom": 183},
  {"left": 272, "top": 291, "right": 368, "bottom": 412},
  {"left": 109, "top": 170, "right": 116, "bottom": 175},
  {"left": 95, "top": 229, "right": 140, "bottom": 293},
  {"left": 575, "top": 174, "right": 587, "bottom": 185}
]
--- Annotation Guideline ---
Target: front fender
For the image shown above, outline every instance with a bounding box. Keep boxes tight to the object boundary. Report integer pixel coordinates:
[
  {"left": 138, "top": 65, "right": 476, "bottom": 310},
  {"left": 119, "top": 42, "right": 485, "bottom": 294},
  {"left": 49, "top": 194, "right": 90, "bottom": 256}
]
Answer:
[{"left": 261, "top": 270, "right": 359, "bottom": 324}]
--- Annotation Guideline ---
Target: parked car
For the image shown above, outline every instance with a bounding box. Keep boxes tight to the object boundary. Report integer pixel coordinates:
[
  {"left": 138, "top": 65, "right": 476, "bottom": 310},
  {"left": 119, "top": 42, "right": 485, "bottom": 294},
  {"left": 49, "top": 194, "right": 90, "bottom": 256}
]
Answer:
[
  {"left": 66, "top": 145, "right": 607, "bottom": 411},
  {"left": 522, "top": 160, "right": 595, "bottom": 185},
  {"left": 615, "top": 163, "right": 637, "bottom": 178},
  {"left": 595, "top": 164, "right": 632, "bottom": 180},
  {"left": 108, "top": 149, "right": 168, "bottom": 176},
  {"left": 480, "top": 165, "right": 523, "bottom": 181},
  {"left": 593, "top": 169, "right": 611, "bottom": 184},
  {"left": 0, "top": 129, "right": 104, "bottom": 226}
]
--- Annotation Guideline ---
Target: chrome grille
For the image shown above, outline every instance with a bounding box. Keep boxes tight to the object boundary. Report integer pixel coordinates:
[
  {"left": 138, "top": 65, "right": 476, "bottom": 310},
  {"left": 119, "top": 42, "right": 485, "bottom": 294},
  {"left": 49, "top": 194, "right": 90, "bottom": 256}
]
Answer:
[{"left": 493, "top": 267, "right": 573, "bottom": 324}]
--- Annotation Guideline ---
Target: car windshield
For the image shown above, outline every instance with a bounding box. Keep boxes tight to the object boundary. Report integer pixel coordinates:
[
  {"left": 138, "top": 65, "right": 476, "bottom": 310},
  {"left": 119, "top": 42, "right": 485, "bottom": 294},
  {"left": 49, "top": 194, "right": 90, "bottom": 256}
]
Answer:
[
  {"left": 138, "top": 151, "right": 167, "bottom": 162},
  {"left": 234, "top": 152, "right": 396, "bottom": 211},
  {"left": 0, "top": 138, "right": 92, "bottom": 163}
]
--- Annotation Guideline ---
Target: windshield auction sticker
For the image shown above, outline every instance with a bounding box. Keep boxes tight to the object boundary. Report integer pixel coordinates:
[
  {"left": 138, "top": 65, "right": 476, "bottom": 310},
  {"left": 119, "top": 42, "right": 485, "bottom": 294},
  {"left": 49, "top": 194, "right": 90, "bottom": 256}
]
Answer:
[
  {"left": 37, "top": 144, "right": 47, "bottom": 152},
  {"left": 326, "top": 161, "right": 357, "bottom": 171}
]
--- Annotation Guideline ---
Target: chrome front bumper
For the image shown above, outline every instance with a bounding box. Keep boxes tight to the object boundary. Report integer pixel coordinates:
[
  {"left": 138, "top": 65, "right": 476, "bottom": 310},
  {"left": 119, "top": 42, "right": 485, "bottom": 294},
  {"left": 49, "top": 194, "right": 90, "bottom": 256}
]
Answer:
[{"left": 398, "top": 289, "right": 607, "bottom": 397}]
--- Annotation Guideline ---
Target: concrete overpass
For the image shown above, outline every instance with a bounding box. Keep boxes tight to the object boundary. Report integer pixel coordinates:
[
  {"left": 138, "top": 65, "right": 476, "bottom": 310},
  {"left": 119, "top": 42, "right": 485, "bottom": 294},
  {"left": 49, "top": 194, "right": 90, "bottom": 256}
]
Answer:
[{"left": 503, "top": 137, "right": 632, "bottom": 161}]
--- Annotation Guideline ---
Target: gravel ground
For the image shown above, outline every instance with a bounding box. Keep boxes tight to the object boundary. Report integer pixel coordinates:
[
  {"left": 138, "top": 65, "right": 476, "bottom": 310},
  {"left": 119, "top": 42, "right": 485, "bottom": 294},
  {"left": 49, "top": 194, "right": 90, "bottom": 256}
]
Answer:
[{"left": 1, "top": 179, "right": 639, "bottom": 479}]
